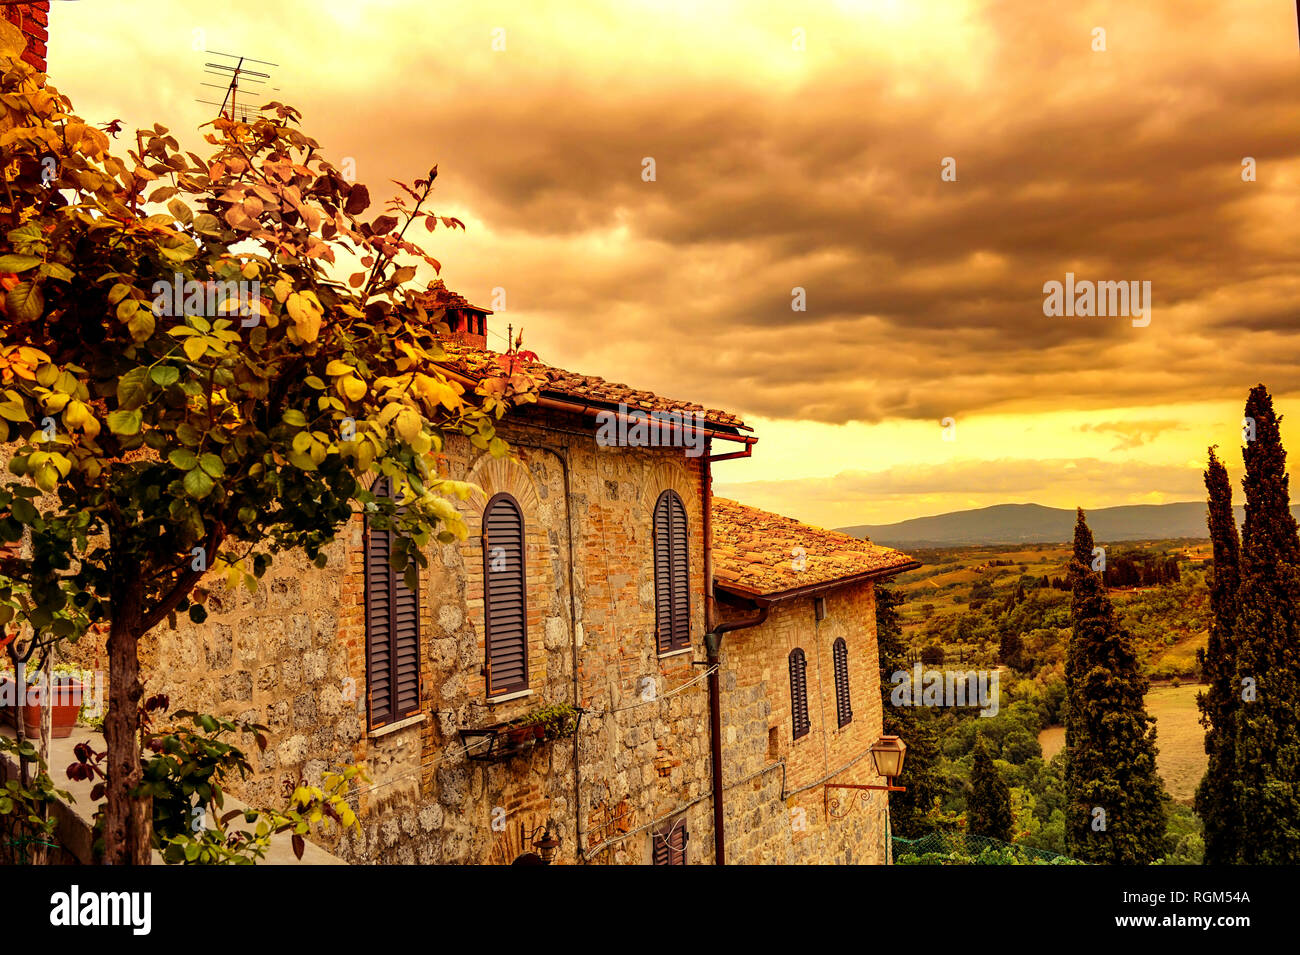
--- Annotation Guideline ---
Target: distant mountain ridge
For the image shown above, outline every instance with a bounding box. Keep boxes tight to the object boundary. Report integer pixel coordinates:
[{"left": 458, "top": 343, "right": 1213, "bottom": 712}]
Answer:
[{"left": 837, "top": 501, "right": 1293, "bottom": 547}]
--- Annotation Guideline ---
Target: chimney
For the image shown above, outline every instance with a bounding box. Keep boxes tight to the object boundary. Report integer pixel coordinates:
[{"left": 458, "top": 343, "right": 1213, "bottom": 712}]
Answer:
[
  {"left": 3, "top": 2, "right": 49, "bottom": 72},
  {"left": 420, "top": 280, "right": 492, "bottom": 350}
]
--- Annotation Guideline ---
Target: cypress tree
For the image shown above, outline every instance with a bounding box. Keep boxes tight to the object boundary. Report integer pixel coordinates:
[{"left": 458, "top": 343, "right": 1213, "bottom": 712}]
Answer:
[
  {"left": 1064, "top": 508, "right": 1168, "bottom": 863},
  {"left": 1195, "top": 446, "right": 1242, "bottom": 863},
  {"left": 999, "top": 627, "right": 1023, "bottom": 670},
  {"left": 968, "top": 737, "right": 1013, "bottom": 842},
  {"left": 1231, "top": 385, "right": 1300, "bottom": 863},
  {"left": 876, "top": 584, "right": 943, "bottom": 837}
]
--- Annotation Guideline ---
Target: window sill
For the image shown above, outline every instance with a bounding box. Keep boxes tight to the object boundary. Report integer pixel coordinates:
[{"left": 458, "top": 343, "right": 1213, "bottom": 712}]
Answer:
[
  {"left": 487, "top": 688, "right": 534, "bottom": 705},
  {"left": 657, "top": 647, "right": 693, "bottom": 661},
  {"left": 367, "top": 713, "right": 425, "bottom": 739}
]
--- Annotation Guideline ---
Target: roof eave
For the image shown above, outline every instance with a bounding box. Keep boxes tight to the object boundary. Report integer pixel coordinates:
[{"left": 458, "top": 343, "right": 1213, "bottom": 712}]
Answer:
[
  {"left": 714, "top": 560, "right": 922, "bottom": 604},
  {"left": 433, "top": 360, "right": 753, "bottom": 442}
]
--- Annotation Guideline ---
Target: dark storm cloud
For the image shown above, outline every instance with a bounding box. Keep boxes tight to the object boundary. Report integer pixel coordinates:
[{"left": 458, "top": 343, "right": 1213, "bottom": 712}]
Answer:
[{"left": 54, "top": 1, "right": 1300, "bottom": 425}]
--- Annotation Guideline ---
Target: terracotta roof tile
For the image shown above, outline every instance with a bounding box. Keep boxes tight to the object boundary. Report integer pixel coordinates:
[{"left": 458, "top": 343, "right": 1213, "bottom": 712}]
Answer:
[
  {"left": 434, "top": 341, "right": 749, "bottom": 430},
  {"left": 712, "top": 497, "right": 917, "bottom": 598}
]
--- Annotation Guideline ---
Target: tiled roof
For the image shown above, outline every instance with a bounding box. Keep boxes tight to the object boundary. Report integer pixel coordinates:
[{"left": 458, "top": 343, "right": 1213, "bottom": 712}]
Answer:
[
  {"left": 711, "top": 497, "right": 917, "bottom": 598},
  {"left": 433, "top": 341, "right": 749, "bottom": 430}
]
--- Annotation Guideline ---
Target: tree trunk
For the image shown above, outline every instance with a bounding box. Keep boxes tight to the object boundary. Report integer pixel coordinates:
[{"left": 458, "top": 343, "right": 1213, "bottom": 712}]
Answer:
[
  {"left": 13, "top": 650, "right": 30, "bottom": 789},
  {"left": 103, "top": 568, "right": 150, "bottom": 865},
  {"left": 32, "top": 646, "right": 52, "bottom": 866}
]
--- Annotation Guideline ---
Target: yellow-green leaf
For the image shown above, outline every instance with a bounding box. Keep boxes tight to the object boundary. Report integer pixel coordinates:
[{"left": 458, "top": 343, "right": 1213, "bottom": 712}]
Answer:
[
  {"left": 183, "top": 336, "right": 208, "bottom": 362},
  {"left": 106, "top": 408, "right": 142, "bottom": 435},
  {"left": 286, "top": 291, "right": 323, "bottom": 343},
  {"left": 0, "top": 254, "right": 41, "bottom": 272},
  {"left": 183, "top": 467, "right": 214, "bottom": 498},
  {"left": 5, "top": 282, "right": 44, "bottom": 322}
]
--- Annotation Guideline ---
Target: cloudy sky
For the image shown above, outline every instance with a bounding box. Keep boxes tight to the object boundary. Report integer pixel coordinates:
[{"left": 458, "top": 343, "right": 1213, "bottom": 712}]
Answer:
[{"left": 47, "top": 0, "right": 1300, "bottom": 527}]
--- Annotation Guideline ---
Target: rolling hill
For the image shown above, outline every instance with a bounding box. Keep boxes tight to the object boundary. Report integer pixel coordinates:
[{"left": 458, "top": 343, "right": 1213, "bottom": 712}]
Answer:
[{"left": 838, "top": 501, "right": 1292, "bottom": 547}]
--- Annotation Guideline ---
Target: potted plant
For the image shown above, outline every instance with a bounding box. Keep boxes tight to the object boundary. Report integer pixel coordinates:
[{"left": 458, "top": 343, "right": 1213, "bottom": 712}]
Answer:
[
  {"left": 21, "top": 673, "right": 85, "bottom": 739},
  {"left": 520, "top": 703, "right": 581, "bottom": 742},
  {"left": 503, "top": 721, "right": 543, "bottom": 748}
]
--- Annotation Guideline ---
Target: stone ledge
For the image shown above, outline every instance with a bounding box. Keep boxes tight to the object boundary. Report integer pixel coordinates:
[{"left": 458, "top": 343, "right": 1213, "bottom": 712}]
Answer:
[{"left": 366, "top": 712, "right": 426, "bottom": 738}]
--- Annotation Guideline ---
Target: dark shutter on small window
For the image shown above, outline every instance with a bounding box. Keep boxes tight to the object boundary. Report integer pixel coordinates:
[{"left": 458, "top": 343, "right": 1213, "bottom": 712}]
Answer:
[
  {"left": 653, "top": 490, "right": 690, "bottom": 653},
  {"left": 789, "top": 648, "right": 810, "bottom": 740},
  {"left": 653, "top": 819, "right": 688, "bottom": 865},
  {"left": 833, "top": 637, "right": 852, "bottom": 727},
  {"left": 484, "top": 493, "right": 528, "bottom": 696},
  {"left": 365, "top": 476, "right": 420, "bottom": 728}
]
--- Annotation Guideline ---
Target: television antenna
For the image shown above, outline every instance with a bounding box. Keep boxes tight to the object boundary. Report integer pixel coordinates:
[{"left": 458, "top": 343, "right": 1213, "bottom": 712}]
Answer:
[{"left": 195, "top": 50, "right": 279, "bottom": 123}]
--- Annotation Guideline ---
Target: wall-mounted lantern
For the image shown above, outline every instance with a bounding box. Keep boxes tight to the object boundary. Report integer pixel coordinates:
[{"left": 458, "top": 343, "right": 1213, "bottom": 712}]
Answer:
[
  {"left": 869, "top": 735, "right": 907, "bottom": 783},
  {"left": 531, "top": 820, "right": 561, "bottom": 865}
]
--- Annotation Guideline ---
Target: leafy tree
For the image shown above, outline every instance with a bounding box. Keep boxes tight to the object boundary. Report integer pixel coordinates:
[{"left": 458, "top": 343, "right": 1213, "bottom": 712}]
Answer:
[
  {"left": 1064, "top": 509, "right": 1168, "bottom": 863},
  {"left": 877, "top": 584, "right": 944, "bottom": 836},
  {"left": 0, "top": 39, "right": 535, "bottom": 862},
  {"left": 967, "top": 737, "right": 1012, "bottom": 841},
  {"left": 1194, "top": 446, "right": 1242, "bottom": 863},
  {"left": 1231, "top": 386, "right": 1300, "bottom": 863}
]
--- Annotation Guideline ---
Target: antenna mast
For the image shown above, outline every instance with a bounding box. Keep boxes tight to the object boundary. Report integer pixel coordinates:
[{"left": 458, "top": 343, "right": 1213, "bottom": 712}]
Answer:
[{"left": 195, "top": 49, "right": 279, "bottom": 123}]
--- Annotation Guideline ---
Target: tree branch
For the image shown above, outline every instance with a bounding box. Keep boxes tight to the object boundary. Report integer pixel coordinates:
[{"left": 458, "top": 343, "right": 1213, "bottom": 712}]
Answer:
[{"left": 140, "top": 520, "right": 226, "bottom": 633}]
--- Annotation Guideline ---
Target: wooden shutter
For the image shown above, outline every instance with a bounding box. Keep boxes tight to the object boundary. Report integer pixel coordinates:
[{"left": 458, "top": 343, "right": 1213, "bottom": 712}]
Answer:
[
  {"left": 653, "top": 819, "right": 688, "bottom": 865},
  {"left": 484, "top": 493, "right": 528, "bottom": 696},
  {"left": 653, "top": 490, "right": 690, "bottom": 653},
  {"left": 365, "top": 476, "right": 420, "bottom": 728},
  {"left": 833, "top": 637, "right": 852, "bottom": 728},
  {"left": 789, "top": 648, "right": 810, "bottom": 740}
]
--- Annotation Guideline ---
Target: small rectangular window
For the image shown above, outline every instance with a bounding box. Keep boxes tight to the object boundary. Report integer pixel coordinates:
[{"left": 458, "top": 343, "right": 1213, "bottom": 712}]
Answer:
[{"left": 653, "top": 819, "right": 688, "bottom": 865}]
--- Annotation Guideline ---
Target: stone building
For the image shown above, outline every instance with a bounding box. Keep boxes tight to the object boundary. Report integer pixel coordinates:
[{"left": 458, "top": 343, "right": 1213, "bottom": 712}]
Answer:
[
  {"left": 711, "top": 498, "right": 917, "bottom": 864},
  {"left": 63, "top": 286, "right": 915, "bottom": 865}
]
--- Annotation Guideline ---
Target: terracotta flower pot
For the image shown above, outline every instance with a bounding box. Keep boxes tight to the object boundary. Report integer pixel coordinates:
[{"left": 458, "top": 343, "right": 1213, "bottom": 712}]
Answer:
[{"left": 21, "top": 680, "right": 84, "bottom": 739}]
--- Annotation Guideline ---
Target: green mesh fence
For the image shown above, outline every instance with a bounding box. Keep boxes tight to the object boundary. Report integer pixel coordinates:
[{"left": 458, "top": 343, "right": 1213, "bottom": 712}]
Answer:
[{"left": 893, "top": 831, "right": 1083, "bottom": 865}]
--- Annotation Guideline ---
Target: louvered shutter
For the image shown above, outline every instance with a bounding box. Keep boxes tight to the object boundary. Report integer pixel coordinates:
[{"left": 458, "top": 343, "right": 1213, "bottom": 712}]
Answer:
[
  {"left": 393, "top": 546, "right": 420, "bottom": 717},
  {"left": 653, "top": 820, "right": 688, "bottom": 865},
  {"left": 833, "top": 637, "right": 852, "bottom": 727},
  {"left": 653, "top": 490, "right": 690, "bottom": 653},
  {"left": 789, "top": 648, "right": 810, "bottom": 740},
  {"left": 484, "top": 494, "right": 528, "bottom": 696},
  {"left": 365, "top": 477, "right": 420, "bottom": 727}
]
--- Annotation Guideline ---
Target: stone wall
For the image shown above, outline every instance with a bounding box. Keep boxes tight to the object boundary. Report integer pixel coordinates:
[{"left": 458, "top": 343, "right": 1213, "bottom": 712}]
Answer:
[
  {"left": 718, "top": 581, "right": 891, "bottom": 864},
  {"left": 62, "top": 407, "right": 890, "bottom": 865},
  {"left": 70, "top": 407, "right": 717, "bottom": 863}
]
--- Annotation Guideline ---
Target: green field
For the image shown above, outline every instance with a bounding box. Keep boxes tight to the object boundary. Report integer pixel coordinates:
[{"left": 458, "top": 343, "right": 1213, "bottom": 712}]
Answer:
[
  {"left": 893, "top": 540, "right": 1210, "bottom": 681},
  {"left": 1037, "top": 682, "right": 1208, "bottom": 803}
]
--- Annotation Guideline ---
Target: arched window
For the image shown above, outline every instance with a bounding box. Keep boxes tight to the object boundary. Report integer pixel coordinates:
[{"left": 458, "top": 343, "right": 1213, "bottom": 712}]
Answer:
[
  {"left": 789, "top": 648, "right": 810, "bottom": 740},
  {"left": 364, "top": 476, "right": 420, "bottom": 728},
  {"left": 653, "top": 489, "right": 690, "bottom": 653},
  {"left": 483, "top": 493, "right": 528, "bottom": 696},
  {"left": 833, "top": 637, "right": 852, "bottom": 727}
]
